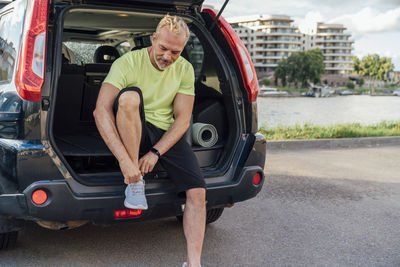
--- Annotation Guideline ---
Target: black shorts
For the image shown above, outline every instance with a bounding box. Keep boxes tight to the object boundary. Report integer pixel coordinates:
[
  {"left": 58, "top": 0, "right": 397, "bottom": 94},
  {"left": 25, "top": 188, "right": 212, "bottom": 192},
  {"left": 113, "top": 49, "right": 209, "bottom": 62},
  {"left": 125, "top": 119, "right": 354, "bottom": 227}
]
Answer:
[{"left": 113, "top": 87, "right": 206, "bottom": 193}]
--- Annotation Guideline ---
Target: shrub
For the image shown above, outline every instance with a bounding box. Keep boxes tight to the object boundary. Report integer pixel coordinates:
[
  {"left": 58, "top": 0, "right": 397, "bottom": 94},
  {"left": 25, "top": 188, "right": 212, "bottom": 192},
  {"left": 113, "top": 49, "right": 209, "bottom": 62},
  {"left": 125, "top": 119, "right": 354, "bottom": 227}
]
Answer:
[
  {"left": 346, "top": 81, "right": 355, "bottom": 89},
  {"left": 262, "top": 78, "right": 271, "bottom": 86}
]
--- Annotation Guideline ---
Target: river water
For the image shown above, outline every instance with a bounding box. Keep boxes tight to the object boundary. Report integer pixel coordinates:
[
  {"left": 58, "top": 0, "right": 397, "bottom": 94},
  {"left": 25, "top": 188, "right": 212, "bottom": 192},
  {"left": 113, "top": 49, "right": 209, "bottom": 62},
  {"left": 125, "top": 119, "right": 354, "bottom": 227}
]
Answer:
[{"left": 257, "top": 95, "right": 400, "bottom": 128}]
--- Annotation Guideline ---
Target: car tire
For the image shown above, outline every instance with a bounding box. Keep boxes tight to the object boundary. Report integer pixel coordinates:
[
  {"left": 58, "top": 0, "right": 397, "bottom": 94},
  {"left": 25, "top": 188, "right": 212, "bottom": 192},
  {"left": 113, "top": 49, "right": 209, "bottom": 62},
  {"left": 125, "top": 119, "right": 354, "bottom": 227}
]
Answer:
[
  {"left": 0, "top": 231, "right": 18, "bottom": 250},
  {"left": 176, "top": 207, "right": 224, "bottom": 224}
]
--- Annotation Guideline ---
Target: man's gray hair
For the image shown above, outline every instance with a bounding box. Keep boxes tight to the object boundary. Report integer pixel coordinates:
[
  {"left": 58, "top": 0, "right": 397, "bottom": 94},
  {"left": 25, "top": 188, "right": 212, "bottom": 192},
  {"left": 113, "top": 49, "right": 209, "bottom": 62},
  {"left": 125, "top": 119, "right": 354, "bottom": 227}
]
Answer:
[{"left": 155, "top": 14, "right": 190, "bottom": 41}]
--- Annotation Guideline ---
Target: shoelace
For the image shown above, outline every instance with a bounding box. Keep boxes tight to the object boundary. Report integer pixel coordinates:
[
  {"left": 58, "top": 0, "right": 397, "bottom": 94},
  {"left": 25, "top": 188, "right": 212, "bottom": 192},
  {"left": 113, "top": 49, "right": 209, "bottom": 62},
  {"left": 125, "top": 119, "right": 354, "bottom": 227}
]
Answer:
[{"left": 129, "top": 181, "right": 144, "bottom": 195}]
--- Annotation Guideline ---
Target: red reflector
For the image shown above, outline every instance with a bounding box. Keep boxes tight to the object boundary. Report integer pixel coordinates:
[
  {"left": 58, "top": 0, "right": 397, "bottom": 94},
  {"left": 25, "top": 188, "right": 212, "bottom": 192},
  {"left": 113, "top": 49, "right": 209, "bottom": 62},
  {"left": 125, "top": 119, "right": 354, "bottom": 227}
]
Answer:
[
  {"left": 32, "top": 189, "right": 47, "bottom": 205},
  {"left": 114, "top": 209, "right": 143, "bottom": 218},
  {"left": 253, "top": 173, "right": 262, "bottom": 185}
]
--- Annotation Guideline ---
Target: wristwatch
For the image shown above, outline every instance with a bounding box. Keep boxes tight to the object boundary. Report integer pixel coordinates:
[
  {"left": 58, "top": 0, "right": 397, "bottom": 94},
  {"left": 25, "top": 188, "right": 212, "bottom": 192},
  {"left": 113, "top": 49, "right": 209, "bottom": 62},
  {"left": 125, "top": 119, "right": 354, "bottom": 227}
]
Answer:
[{"left": 150, "top": 147, "right": 161, "bottom": 158}]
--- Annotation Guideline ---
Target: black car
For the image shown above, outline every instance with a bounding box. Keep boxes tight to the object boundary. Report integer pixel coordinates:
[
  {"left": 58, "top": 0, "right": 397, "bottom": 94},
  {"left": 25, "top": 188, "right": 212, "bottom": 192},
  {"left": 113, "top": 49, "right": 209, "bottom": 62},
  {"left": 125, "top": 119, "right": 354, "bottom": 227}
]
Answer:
[{"left": 0, "top": 0, "right": 266, "bottom": 249}]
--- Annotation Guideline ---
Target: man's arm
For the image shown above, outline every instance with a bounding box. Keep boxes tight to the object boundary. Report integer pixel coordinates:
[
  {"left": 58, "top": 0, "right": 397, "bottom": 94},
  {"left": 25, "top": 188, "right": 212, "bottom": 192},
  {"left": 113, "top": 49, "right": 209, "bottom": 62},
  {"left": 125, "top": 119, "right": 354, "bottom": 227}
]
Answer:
[
  {"left": 93, "top": 83, "right": 141, "bottom": 183},
  {"left": 138, "top": 93, "right": 194, "bottom": 174}
]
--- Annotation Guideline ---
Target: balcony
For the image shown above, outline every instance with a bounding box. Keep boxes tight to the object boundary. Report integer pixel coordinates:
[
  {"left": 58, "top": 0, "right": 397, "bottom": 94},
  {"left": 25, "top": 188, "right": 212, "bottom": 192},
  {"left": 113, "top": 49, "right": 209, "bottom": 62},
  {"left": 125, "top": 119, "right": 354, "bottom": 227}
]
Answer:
[
  {"left": 316, "top": 45, "right": 353, "bottom": 49},
  {"left": 265, "top": 32, "right": 302, "bottom": 37},
  {"left": 263, "top": 47, "right": 300, "bottom": 52},
  {"left": 254, "top": 63, "right": 278, "bottom": 67},
  {"left": 317, "top": 32, "right": 351, "bottom": 37},
  {"left": 252, "top": 39, "right": 302, "bottom": 45},
  {"left": 252, "top": 55, "right": 267, "bottom": 59},
  {"left": 325, "top": 66, "right": 353, "bottom": 71},
  {"left": 265, "top": 55, "right": 287, "bottom": 59},
  {"left": 253, "top": 47, "right": 267, "bottom": 52},
  {"left": 324, "top": 59, "right": 353, "bottom": 64},
  {"left": 323, "top": 53, "right": 353, "bottom": 57},
  {"left": 315, "top": 39, "right": 354, "bottom": 44}
]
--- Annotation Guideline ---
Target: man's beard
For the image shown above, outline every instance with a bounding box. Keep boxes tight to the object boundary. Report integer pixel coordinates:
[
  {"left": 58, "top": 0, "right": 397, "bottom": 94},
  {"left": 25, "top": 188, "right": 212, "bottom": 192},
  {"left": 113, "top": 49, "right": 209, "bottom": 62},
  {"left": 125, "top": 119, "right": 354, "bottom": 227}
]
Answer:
[{"left": 153, "top": 50, "right": 173, "bottom": 70}]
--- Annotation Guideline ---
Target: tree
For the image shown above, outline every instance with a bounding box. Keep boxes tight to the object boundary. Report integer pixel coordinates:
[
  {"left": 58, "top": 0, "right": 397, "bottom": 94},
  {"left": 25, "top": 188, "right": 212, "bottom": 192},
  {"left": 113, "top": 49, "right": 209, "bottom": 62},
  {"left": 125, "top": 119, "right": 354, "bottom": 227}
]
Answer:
[
  {"left": 273, "top": 49, "right": 325, "bottom": 87},
  {"left": 356, "top": 78, "right": 364, "bottom": 87},
  {"left": 307, "top": 49, "right": 325, "bottom": 85},
  {"left": 274, "top": 59, "right": 288, "bottom": 87},
  {"left": 352, "top": 56, "right": 360, "bottom": 74},
  {"left": 353, "top": 54, "right": 394, "bottom": 81}
]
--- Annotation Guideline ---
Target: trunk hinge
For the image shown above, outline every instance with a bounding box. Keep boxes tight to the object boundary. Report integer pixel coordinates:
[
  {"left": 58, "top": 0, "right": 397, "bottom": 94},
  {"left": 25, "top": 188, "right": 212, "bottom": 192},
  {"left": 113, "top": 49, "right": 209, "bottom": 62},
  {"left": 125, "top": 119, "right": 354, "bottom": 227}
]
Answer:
[
  {"left": 236, "top": 97, "right": 243, "bottom": 109},
  {"left": 175, "top": 5, "right": 191, "bottom": 15},
  {"left": 42, "top": 97, "right": 50, "bottom": 111}
]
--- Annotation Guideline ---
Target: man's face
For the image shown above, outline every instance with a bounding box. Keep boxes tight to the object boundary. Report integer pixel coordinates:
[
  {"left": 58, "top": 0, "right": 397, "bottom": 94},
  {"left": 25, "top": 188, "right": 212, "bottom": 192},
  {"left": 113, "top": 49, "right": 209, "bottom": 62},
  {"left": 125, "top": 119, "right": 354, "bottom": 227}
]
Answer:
[{"left": 152, "top": 27, "right": 187, "bottom": 70}]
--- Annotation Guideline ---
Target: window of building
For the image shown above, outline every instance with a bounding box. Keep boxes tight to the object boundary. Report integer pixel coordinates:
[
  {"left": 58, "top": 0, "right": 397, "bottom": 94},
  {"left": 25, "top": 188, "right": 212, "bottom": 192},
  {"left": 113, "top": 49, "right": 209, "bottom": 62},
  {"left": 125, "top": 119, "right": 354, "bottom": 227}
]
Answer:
[{"left": 0, "top": 9, "right": 25, "bottom": 83}]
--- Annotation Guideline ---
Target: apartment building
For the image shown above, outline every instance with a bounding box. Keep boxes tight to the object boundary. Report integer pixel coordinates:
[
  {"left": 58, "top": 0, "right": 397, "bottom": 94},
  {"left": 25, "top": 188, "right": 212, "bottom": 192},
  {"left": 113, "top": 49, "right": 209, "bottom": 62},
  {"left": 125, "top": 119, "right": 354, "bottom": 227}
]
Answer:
[
  {"left": 230, "top": 15, "right": 302, "bottom": 78},
  {"left": 230, "top": 16, "right": 354, "bottom": 78},
  {"left": 313, "top": 23, "right": 354, "bottom": 75}
]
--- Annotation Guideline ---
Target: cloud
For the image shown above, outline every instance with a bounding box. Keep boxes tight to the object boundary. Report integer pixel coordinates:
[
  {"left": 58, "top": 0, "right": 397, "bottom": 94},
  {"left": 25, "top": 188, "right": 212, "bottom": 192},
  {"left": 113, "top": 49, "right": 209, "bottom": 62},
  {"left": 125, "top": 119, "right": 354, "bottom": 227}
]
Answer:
[
  {"left": 297, "top": 11, "right": 324, "bottom": 33},
  {"left": 329, "top": 7, "right": 400, "bottom": 34},
  {"left": 205, "top": 0, "right": 313, "bottom": 18}
]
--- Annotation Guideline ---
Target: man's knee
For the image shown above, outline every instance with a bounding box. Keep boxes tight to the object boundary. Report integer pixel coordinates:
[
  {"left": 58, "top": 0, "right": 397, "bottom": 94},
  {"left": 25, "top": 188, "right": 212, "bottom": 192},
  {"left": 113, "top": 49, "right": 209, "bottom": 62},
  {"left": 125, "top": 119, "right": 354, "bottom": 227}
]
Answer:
[
  {"left": 186, "top": 188, "right": 206, "bottom": 207},
  {"left": 118, "top": 91, "right": 141, "bottom": 112}
]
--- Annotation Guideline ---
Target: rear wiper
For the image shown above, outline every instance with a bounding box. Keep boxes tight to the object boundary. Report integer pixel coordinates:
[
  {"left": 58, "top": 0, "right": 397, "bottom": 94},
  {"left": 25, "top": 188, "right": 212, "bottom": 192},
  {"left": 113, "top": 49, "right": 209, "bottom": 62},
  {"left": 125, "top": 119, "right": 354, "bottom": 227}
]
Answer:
[{"left": 209, "top": 0, "right": 230, "bottom": 31}]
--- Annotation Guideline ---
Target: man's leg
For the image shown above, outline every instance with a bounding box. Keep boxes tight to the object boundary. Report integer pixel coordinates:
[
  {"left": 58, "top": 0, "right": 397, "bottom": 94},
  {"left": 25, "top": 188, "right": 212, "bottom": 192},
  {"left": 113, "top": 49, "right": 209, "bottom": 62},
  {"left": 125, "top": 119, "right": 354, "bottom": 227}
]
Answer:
[
  {"left": 184, "top": 187, "right": 206, "bottom": 267},
  {"left": 116, "top": 90, "right": 142, "bottom": 171},
  {"left": 150, "top": 124, "right": 206, "bottom": 266}
]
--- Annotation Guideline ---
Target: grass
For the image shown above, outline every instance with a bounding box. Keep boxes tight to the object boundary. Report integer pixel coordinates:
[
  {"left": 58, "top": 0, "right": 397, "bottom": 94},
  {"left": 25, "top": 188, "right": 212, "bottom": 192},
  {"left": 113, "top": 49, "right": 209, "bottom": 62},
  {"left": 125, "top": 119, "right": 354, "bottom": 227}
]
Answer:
[{"left": 259, "top": 121, "right": 400, "bottom": 140}]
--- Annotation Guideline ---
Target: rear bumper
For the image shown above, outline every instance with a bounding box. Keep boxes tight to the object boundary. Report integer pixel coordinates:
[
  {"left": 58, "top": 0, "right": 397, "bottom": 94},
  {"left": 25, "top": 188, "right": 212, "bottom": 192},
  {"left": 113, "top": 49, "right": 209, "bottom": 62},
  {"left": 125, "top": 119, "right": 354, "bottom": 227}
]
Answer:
[
  {"left": 0, "top": 133, "right": 266, "bottom": 225},
  {"left": 0, "top": 166, "right": 264, "bottom": 224}
]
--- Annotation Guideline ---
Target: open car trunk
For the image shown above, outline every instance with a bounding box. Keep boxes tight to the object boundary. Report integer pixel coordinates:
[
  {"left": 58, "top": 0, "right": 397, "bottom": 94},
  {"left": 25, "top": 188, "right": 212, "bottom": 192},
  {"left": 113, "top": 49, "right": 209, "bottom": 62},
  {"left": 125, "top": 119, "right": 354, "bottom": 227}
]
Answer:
[{"left": 50, "top": 6, "right": 241, "bottom": 185}]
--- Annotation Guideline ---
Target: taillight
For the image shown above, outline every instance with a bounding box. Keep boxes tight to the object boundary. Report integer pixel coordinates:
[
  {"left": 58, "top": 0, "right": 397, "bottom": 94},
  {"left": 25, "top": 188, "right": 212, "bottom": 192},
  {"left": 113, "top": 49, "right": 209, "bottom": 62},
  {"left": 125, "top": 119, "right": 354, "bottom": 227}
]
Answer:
[
  {"left": 203, "top": 8, "right": 259, "bottom": 102},
  {"left": 15, "top": 0, "right": 49, "bottom": 102},
  {"left": 114, "top": 209, "right": 143, "bottom": 219}
]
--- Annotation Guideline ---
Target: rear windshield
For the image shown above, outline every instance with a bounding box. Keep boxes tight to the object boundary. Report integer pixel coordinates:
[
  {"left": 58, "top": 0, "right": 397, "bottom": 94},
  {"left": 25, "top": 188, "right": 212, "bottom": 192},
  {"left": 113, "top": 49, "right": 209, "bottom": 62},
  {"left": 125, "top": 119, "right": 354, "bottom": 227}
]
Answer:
[{"left": 64, "top": 41, "right": 102, "bottom": 65}]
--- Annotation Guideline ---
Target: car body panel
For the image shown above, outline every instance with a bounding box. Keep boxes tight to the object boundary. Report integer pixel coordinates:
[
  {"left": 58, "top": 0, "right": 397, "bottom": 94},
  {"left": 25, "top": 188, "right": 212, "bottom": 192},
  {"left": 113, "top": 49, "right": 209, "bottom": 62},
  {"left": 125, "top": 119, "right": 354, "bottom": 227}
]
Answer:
[{"left": 0, "top": 0, "right": 267, "bottom": 234}]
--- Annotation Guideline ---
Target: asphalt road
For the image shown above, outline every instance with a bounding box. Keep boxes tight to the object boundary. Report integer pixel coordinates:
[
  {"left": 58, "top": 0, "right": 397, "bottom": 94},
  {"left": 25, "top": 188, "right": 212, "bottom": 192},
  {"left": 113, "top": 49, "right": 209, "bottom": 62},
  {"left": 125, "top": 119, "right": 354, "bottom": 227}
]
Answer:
[{"left": 1, "top": 146, "right": 400, "bottom": 266}]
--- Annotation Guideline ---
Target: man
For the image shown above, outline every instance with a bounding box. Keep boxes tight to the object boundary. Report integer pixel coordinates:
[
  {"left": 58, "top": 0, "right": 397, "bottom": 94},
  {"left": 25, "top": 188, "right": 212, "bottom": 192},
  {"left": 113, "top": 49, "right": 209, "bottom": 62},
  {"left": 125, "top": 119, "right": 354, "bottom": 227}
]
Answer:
[{"left": 93, "top": 15, "right": 205, "bottom": 267}]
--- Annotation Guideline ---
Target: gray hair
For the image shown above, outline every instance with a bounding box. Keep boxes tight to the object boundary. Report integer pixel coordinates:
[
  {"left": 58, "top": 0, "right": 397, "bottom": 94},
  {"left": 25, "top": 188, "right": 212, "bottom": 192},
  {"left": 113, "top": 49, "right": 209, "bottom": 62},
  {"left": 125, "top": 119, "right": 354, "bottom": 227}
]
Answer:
[{"left": 155, "top": 14, "right": 190, "bottom": 41}]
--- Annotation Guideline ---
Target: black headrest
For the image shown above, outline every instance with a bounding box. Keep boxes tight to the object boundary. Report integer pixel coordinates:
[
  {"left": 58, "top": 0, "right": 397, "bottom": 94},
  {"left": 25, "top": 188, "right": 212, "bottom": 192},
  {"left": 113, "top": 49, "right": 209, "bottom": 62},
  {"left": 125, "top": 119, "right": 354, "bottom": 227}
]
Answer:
[{"left": 94, "top": 46, "right": 120, "bottom": 63}]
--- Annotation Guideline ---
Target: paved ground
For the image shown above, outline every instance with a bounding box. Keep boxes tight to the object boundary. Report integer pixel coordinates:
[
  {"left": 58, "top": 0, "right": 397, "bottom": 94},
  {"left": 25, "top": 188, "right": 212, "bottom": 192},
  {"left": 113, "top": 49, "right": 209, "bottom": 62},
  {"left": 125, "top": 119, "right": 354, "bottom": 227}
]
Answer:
[{"left": 1, "top": 146, "right": 400, "bottom": 266}]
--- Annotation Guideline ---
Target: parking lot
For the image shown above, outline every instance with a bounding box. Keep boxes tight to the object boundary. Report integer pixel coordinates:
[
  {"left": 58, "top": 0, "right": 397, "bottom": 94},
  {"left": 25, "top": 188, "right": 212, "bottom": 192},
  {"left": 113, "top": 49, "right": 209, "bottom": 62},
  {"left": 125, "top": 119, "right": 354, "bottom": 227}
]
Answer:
[{"left": 1, "top": 146, "right": 400, "bottom": 266}]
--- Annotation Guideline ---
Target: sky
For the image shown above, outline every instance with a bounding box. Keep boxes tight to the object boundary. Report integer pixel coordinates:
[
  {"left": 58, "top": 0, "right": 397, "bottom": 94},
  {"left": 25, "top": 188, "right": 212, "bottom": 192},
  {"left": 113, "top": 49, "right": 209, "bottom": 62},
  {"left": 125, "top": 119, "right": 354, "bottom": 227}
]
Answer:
[{"left": 203, "top": 0, "right": 400, "bottom": 71}]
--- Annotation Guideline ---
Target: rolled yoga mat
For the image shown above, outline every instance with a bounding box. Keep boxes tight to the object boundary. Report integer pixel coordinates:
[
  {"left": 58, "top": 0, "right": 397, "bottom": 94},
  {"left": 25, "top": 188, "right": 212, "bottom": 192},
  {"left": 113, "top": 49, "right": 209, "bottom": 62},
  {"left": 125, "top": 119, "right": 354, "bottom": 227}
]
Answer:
[{"left": 192, "top": 123, "right": 218, "bottom": 147}]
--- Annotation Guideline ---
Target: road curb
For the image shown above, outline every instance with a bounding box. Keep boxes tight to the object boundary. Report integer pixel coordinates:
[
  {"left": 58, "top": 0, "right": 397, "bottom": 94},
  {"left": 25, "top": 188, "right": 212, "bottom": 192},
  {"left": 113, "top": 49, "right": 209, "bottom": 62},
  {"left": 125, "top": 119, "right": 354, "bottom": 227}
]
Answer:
[{"left": 266, "top": 136, "right": 400, "bottom": 151}]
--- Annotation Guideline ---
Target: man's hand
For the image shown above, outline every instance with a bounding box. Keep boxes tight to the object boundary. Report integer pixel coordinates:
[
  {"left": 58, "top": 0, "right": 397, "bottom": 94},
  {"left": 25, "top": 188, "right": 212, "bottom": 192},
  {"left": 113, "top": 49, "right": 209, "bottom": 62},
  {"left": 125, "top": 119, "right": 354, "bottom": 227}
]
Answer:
[
  {"left": 119, "top": 158, "right": 142, "bottom": 184},
  {"left": 138, "top": 152, "right": 159, "bottom": 174}
]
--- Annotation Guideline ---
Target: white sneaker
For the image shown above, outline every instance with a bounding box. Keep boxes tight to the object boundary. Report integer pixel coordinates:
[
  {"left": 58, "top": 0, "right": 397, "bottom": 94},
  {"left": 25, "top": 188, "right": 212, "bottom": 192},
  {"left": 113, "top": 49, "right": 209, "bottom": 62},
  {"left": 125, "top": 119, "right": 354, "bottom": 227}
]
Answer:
[{"left": 124, "top": 177, "right": 148, "bottom": 210}]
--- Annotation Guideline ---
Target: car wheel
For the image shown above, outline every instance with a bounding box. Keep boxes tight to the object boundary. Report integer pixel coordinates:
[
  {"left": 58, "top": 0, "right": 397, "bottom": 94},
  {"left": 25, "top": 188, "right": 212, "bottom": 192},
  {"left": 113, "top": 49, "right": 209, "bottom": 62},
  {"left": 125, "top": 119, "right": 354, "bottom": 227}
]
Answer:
[
  {"left": 0, "top": 231, "right": 18, "bottom": 250},
  {"left": 205, "top": 208, "right": 224, "bottom": 224},
  {"left": 176, "top": 207, "right": 225, "bottom": 225}
]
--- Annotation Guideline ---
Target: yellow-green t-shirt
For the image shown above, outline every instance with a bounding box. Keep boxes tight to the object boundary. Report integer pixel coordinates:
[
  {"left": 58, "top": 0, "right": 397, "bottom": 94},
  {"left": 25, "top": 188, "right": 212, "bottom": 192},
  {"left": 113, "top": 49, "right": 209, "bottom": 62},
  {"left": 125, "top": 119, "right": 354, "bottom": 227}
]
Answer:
[{"left": 103, "top": 48, "right": 195, "bottom": 130}]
